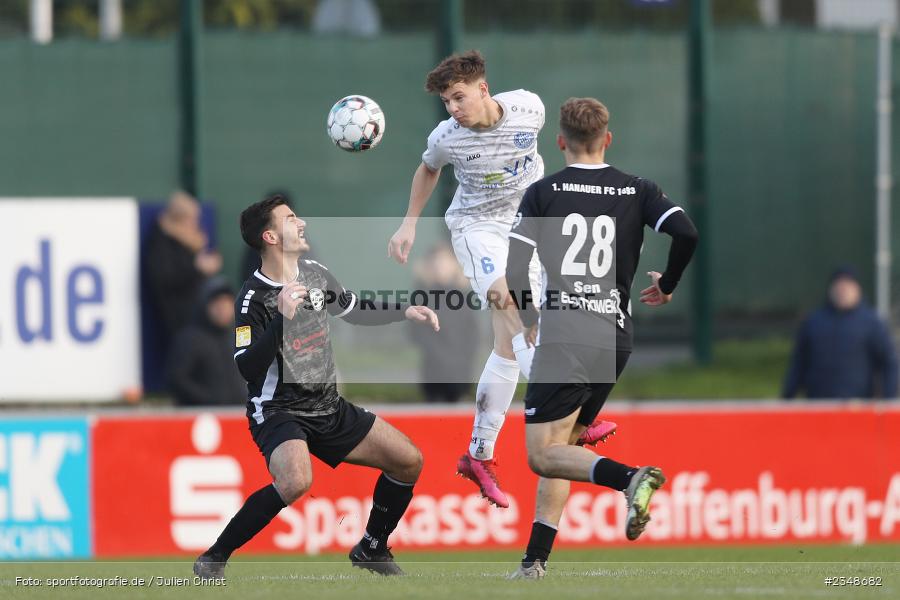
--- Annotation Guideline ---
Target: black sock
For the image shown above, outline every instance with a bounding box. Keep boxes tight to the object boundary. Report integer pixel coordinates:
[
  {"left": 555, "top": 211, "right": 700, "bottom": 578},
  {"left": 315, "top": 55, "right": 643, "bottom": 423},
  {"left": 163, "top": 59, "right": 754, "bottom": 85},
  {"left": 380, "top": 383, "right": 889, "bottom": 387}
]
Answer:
[
  {"left": 522, "top": 521, "right": 557, "bottom": 566},
  {"left": 361, "top": 473, "right": 415, "bottom": 550},
  {"left": 207, "top": 484, "right": 286, "bottom": 560},
  {"left": 591, "top": 457, "right": 637, "bottom": 491}
]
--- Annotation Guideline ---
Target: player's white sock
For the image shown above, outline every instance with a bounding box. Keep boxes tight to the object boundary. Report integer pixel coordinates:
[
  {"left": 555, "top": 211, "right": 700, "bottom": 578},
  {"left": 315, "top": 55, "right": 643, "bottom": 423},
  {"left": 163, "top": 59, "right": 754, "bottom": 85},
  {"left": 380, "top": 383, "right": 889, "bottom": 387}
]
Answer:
[
  {"left": 469, "top": 352, "right": 520, "bottom": 461},
  {"left": 511, "top": 332, "right": 534, "bottom": 380}
]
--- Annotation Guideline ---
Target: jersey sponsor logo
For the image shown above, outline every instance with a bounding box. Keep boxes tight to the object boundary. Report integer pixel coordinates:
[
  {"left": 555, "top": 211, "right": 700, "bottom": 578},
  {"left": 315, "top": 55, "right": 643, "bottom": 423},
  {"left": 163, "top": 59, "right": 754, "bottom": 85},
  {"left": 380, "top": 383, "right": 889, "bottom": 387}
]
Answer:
[
  {"left": 553, "top": 288, "right": 626, "bottom": 329},
  {"left": 466, "top": 153, "right": 481, "bottom": 162},
  {"left": 235, "top": 326, "right": 251, "bottom": 348},
  {"left": 290, "top": 329, "right": 327, "bottom": 354},
  {"left": 484, "top": 173, "right": 504, "bottom": 185},
  {"left": 307, "top": 288, "right": 325, "bottom": 312},
  {"left": 503, "top": 156, "right": 534, "bottom": 177},
  {"left": 513, "top": 131, "right": 535, "bottom": 149}
]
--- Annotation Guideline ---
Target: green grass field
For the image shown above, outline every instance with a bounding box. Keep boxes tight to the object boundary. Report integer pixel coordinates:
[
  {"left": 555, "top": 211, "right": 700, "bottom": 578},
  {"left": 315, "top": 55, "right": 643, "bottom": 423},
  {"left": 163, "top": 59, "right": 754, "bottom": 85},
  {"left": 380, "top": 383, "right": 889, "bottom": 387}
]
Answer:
[{"left": 2, "top": 545, "right": 897, "bottom": 600}]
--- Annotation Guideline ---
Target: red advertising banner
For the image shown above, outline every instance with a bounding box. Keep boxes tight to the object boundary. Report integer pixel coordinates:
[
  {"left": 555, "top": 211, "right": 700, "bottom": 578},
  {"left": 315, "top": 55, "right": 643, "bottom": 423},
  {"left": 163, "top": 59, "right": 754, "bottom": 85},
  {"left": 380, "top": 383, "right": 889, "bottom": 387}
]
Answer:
[{"left": 92, "top": 404, "right": 900, "bottom": 556}]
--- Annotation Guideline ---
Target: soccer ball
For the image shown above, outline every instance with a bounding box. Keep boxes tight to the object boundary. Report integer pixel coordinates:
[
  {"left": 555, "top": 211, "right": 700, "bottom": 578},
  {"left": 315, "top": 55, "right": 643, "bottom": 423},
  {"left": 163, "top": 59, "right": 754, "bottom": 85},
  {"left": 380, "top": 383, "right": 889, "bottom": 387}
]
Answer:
[{"left": 326, "top": 95, "right": 385, "bottom": 152}]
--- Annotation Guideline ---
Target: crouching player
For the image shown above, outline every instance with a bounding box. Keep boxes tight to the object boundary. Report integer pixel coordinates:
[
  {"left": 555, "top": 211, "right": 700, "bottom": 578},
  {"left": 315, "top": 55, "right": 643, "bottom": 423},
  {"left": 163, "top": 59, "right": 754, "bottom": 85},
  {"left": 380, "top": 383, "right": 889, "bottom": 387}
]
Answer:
[{"left": 193, "top": 195, "right": 439, "bottom": 579}]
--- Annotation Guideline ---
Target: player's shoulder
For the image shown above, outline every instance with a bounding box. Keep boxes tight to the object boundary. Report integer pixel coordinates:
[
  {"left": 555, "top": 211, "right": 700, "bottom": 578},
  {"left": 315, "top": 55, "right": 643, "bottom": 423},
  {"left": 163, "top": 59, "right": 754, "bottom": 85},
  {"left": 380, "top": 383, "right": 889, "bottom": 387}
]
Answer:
[
  {"left": 301, "top": 258, "right": 332, "bottom": 275},
  {"left": 240, "top": 271, "right": 272, "bottom": 295},
  {"left": 633, "top": 175, "right": 665, "bottom": 198},
  {"left": 426, "top": 116, "right": 463, "bottom": 145},
  {"left": 236, "top": 273, "right": 270, "bottom": 315},
  {"left": 603, "top": 165, "right": 662, "bottom": 192},
  {"left": 496, "top": 89, "right": 544, "bottom": 111},
  {"left": 301, "top": 258, "right": 340, "bottom": 290}
]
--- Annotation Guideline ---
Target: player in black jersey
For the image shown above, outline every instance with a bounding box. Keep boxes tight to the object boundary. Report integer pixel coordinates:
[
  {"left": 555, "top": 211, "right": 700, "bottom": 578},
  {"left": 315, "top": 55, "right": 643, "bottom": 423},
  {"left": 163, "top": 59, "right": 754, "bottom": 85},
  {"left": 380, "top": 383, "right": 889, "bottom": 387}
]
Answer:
[
  {"left": 505, "top": 98, "right": 698, "bottom": 579},
  {"left": 193, "top": 195, "right": 439, "bottom": 579}
]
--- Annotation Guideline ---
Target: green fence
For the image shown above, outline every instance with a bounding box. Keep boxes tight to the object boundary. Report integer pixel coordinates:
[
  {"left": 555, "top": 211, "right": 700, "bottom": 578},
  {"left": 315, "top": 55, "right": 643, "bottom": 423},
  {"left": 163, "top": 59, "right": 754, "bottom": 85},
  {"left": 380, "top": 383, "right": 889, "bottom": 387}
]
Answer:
[
  {"left": 710, "top": 29, "right": 880, "bottom": 315},
  {"left": 0, "top": 40, "right": 179, "bottom": 197},
  {"left": 1, "top": 28, "right": 896, "bottom": 335}
]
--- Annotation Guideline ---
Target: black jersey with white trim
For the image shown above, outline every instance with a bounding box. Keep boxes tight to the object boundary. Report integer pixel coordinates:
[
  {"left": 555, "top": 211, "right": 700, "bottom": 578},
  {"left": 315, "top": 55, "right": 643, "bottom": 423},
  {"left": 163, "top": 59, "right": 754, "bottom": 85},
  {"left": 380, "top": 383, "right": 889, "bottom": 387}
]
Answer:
[
  {"left": 508, "top": 164, "right": 681, "bottom": 351},
  {"left": 234, "top": 258, "right": 406, "bottom": 423}
]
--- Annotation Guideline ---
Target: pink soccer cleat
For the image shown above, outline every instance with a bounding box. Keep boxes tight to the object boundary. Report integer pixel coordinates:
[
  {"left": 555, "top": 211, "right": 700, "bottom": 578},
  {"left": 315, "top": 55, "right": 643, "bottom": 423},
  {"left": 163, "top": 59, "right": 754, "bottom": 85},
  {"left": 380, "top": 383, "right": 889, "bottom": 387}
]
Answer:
[
  {"left": 456, "top": 453, "right": 510, "bottom": 508},
  {"left": 576, "top": 418, "right": 617, "bottom": 447}
]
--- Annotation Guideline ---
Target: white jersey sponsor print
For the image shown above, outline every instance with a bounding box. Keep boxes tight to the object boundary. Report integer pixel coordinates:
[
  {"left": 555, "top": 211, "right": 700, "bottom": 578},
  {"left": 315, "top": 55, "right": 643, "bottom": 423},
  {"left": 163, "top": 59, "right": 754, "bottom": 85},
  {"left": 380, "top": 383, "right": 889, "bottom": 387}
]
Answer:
[{"left": 422, "top": 89, "right": 545, "bottom": 230}]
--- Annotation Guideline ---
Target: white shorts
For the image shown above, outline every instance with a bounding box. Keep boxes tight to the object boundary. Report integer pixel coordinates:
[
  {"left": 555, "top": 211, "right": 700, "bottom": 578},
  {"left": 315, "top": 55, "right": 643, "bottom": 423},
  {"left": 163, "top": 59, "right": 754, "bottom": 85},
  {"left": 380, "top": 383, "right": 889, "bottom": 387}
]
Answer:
[{"left": 450, "top": 221, "right": 543, "bottom": 309}]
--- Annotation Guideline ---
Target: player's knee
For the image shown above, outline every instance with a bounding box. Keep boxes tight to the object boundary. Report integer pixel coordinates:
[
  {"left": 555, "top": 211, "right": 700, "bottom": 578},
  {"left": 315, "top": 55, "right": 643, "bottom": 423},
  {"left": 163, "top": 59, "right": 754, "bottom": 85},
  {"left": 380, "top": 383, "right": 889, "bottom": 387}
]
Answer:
[
  {"left": 275, "top": 474, "right": 311, "bottom": 504},
  {"left": 413, "top": 448, "right": 425, "bottom": 478},
  {"left": 526, "top": 450, "right": 550, "bottom": 478},
  {"left": 398, "top": 445, "right": 424, "bottom": 482}
]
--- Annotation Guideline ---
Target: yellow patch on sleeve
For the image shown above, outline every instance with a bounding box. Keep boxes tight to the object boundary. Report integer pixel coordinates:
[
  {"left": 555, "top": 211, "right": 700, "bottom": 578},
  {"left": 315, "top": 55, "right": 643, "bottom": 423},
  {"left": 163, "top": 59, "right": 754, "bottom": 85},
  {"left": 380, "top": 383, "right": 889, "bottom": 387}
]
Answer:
[{"left": 235, "top": 326, "right": 252, "bottom": 348}]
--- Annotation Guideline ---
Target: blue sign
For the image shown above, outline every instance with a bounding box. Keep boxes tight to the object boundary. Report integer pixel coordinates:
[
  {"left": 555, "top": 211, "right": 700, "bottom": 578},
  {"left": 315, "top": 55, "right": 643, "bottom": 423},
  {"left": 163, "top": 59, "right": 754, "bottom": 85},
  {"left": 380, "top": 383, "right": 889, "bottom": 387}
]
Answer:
[{"left": 0, "top": 418, "right": 91, "bottom": 558}]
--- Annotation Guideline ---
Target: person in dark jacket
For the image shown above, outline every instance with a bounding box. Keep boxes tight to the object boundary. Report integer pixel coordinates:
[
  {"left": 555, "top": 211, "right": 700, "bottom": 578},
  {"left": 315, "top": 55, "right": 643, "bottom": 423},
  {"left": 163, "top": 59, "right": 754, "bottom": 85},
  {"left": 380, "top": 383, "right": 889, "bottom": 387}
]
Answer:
[
  {"left": 783, "top": 266, "right": 898, "bottom": 400},
  {"left": 407, "top": 242, "right": 478, "bottom": 403},
  {"left": 167, "top": 277, "right": 246, "bottom": 406},
  {"left": 145, "top": 190, "right": 223, "bottom": 345}
]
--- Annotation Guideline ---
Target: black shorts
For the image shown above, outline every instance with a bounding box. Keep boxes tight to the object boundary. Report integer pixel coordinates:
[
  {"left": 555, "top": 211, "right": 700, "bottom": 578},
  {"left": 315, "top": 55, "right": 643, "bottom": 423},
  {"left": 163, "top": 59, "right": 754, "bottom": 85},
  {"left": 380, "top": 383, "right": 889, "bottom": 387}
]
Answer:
[
  {"left": 524, "top": 344, "right": 630, "bottom": 425},
  {"left": 249, "top": 397, "right": 376, "bottom": 468}
]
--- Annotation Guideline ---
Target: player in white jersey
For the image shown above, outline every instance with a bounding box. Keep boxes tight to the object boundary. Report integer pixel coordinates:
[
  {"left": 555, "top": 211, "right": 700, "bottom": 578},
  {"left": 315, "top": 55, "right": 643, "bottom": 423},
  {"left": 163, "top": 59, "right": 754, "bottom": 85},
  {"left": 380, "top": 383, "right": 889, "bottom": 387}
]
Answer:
[{"left": 388, "top": 51, "right": 615, "bottom": 507}]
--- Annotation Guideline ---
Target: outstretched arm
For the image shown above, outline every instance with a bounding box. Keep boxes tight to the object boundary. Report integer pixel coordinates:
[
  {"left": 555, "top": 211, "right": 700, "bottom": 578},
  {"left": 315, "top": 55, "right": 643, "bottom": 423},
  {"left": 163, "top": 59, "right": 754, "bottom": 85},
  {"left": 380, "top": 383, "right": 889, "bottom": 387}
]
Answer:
[
  {"left": 388, "top": 162, "right": 442, "bottom": 264},
  {"left": 656, "top": 210, "right": 699, "bottom": 294},
  {"left": 640, "top": 210, "right": 699, "bottom": 306},
  {"left": 320, "top": 265, "right": 438, "bottom": 329}
]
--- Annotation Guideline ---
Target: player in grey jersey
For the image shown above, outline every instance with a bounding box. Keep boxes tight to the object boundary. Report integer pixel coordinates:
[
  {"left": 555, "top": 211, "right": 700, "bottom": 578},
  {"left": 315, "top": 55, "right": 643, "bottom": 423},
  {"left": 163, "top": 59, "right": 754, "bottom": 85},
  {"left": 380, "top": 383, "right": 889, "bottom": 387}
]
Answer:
[
  {"left": 388, "top": 51, "right": 615, "bottom": 508},
  {"left": 193, "top": 195, "right": 439, "bottom": 579}
]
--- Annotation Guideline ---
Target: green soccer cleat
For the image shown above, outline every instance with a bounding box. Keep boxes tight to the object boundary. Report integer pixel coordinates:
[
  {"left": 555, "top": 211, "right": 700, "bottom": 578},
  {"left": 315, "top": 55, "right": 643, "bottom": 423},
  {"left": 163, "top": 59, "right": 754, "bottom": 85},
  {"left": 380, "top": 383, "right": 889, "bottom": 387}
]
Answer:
[{"left": 624, "top": 466, "right": 666, "bottom": 541}]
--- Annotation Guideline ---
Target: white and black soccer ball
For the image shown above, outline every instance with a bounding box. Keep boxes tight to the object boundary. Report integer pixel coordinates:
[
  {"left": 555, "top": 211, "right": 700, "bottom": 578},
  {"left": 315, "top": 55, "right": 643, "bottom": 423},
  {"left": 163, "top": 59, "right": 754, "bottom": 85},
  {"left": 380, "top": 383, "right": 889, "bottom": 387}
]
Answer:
[{"left": 326, "top": 95, "right": 385, "bottom": 152}]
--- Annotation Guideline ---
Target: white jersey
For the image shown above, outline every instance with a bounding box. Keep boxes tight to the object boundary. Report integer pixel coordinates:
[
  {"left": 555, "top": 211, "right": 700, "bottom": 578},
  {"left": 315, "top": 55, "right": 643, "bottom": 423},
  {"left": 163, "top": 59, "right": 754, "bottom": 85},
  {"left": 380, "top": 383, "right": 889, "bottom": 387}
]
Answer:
[{"left": 422, "top": 89, "right": 545, "bottom": 231}]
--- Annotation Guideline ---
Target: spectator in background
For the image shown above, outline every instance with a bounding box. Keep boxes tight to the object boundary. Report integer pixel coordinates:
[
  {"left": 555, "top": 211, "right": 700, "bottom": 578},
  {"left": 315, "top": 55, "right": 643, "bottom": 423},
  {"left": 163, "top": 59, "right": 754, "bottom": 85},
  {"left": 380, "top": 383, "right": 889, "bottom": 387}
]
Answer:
[
  {"left": 408, "top": 242, "right": 478, "bottom": 403},
  {"left": 145, "top": 190, "right": 223, "bottom": 345},
  {"left": 313, "top": 0, "right": 381, "bottom": 37},
  {"left": 167, "top": 277, "right": 245, "bottom": 406},
  {"left": 783, "top": 266, "right": 898, "bottom": 400}
]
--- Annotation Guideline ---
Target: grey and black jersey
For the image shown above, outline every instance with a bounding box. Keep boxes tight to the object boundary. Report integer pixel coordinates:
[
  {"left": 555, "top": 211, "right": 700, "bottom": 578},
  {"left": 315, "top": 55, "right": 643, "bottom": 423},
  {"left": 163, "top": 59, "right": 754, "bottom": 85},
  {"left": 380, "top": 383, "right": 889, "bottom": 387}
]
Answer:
[
  {"left": 507, "top": 163, "right": 698, "bottom": 351},
  {"left": 234, "top": 259, "right": 406, "bottom": 423}
]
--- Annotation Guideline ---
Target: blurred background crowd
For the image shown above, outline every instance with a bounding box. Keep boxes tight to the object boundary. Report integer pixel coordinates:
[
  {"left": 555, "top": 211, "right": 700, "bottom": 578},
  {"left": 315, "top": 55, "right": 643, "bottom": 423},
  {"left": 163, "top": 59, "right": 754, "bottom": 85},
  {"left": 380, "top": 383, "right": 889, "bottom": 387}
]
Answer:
[{"left": 2, "top": 0, "right": 900, "bottom": 407}]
